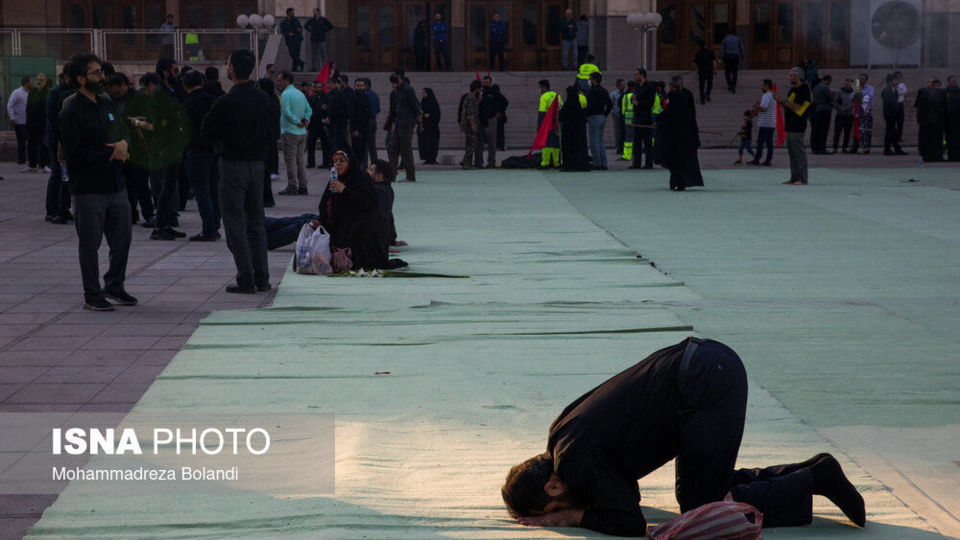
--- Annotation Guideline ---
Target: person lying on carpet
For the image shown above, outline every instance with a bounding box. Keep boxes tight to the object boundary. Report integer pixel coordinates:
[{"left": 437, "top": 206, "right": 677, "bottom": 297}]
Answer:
[{"left": 502, "top": 337, "right": 866, "bottom": 536}]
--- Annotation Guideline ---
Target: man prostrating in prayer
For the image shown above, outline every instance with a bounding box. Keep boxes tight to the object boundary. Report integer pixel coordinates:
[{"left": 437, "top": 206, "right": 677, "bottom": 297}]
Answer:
[{"left": 502, "top": 337, "right": 866, "bottom": 536}]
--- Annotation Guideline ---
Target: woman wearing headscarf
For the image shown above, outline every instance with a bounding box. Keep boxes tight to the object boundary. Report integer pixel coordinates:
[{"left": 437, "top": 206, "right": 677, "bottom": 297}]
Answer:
[
  {"left": 657, "top": 75, "right": 704, "bottom": 191},
  {"left": 256, "top": 77, "right": 280, "bottom": 207},
  {"left": 417, "top": 87, "right": 441, "bottom": 164},
  {"left": 317, "top": 151, "right": 387, "bottom": 270},
  {"left": 558, "top": 85, "right": 590, "bottom": 171}
]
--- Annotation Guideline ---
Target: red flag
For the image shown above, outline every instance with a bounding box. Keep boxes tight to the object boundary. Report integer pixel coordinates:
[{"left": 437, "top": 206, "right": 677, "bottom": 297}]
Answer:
[
  {"left": 528, "top": 96, "right": 559, "bottom": 158},
  {"left": 475, "top": 71, "right": 481, "bottom": 81},
  {"left": 773, "top": 83, "right": 786, "bottom": 147},
  {"left": 315, "top": 62, "right": 331, "bottom": 92}
]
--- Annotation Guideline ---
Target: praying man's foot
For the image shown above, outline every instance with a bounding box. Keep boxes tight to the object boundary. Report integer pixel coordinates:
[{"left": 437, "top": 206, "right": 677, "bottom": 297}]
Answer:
[{"left": 810, "top": 455, "right": 866, "bottom": 527}]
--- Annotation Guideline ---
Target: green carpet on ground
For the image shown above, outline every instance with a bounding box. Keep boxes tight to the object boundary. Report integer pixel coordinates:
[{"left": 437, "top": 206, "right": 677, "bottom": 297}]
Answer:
[{"left": 25, "top": 168, "right": 952, "bottom": 539}]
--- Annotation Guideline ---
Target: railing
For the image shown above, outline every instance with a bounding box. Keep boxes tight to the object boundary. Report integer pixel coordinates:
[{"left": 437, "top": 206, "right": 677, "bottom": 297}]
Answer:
[{"left": 0, "top": 28, "right": 258, "bottom": 64}]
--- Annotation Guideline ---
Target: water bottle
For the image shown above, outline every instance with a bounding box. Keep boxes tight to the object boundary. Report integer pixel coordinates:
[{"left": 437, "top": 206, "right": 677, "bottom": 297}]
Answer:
[{"left": 329, "top": 166, "right": 337, "bottom": 191}]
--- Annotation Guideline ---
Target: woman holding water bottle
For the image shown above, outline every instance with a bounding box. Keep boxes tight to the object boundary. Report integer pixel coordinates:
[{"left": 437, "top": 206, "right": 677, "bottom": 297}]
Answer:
[{"left": 314, "top": 151, "right": 387, "bottom": 270}]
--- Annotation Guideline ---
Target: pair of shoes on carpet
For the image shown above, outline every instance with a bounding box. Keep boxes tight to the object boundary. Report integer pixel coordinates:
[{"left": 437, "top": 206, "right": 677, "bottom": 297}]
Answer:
[{"left": 226, "top": 283, "right": 272, "bottom": 294}]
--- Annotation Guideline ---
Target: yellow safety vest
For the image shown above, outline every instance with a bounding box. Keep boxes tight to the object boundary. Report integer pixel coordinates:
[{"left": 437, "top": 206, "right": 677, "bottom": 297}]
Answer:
[
  {"left": 622, "top": 92, "right": 634, "bottom": 120},
  {"left": 652, "top": 94, "right": 663, "bottom": 115},
  {"left": 539, "top": 91, "right": 559, "bottom": 112},
  {"left": 185, "top": 33, "right": 199, "bottom": 45},
  {"left": 577, "top": 63, "right": 600, "bottom": 80},
  {"left": 578, "top": 92, "right": 587, "bottom": 108}
]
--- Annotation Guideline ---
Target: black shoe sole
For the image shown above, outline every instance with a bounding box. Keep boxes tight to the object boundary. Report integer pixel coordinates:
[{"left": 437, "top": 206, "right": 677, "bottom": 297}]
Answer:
[
  {"left": 83, "top": 302, "right": 116, "bottom": 312},
  {"left": 226, "top": 286, "right": 257, "bottom": 294},
  {"left": 104, "top": 291, "right": 138, "bottom": 306}
]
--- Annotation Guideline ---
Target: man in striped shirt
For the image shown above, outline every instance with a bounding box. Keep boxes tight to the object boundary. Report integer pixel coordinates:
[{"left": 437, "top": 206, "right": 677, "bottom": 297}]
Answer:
[{"left": 749, "top": 79, "right": 777, "bottom": 166}]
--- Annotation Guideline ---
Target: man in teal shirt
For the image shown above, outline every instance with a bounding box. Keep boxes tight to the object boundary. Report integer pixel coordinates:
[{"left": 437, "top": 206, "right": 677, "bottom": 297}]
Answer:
[{"left": 277, "top": 71, "right": 313, "bottom": 195}]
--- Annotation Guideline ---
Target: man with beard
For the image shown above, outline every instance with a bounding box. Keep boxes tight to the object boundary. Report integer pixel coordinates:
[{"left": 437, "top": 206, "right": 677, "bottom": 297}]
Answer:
[
  {"left": 306, "top": 82, "right": 328, "bottom": 169},
  {"left": 946, "top": 75, "right": 960, "bottom": 161},
  {"left": 280, "top": 8, "right": 305, "bottom": 72},
  {"left": 832, "top": 78, "right": 856, "bottom": 154},
  {"left": 181, "top": 70, "right": 221, "bottom": 241},
  {"left": 107, "top": 74, "right": 154, "bottom": 228},
  {"left": 501, "top": 338, "right": 866, "bottom": 535},
  {"left": 478, "top": 76, "right": 500, "bottom": 168},
  {"left": 60, "top": 53, "right": 137, "bottom": 311},
  {"left": 629, "top": 68, "right": 655, "bottom": 170},
  {"left": 658, "top": 76, "right": 704, "bottom": 190},
  {"left": 148, "top": 60, "right": 188, "bottom": 240},
  {"left": 44, "top": 70, "right": 77, "bottom": 224},
  {"left": 344, "top": 76, "right": 371, "bottom": 167},
  {"left": 460, "top": 80, "right": 481, "bottom": 170},
  {"left": 775, "top": 67, "right": 811, "bottom": 185}
]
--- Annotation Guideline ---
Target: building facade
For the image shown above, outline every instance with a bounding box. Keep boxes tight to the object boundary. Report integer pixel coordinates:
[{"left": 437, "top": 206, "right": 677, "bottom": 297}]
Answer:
[{"left": 3, "top": 0, "right": 958, "bottom": 71}]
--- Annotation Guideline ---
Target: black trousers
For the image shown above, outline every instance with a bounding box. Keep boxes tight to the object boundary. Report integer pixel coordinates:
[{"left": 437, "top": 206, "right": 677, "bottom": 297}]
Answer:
[
  {"left": 895, "top": 108, "right": 905, "bottom": 142},
  {"left": 697, "top": 71, "right": 713, "bottom": 103},
  {"left": 154, "top": 161, "right": 180, "bottom": 230},
  {"left": 28, "top": 126, "right": 48, "bottom": 169},
  {"left": 883, "top": 115, "right": 902, "bottom": 153},
  {"left": 74, "top": 190, "right": 132, "bottom": 303},
  {"left": 219, "top": 159, "right": 269, "bottom": 289},
  {"left": 947, "top": 123, "right": 960, "bottom": 161},
  {"left": 632, "top": 126, "right": 653, "bottom": 168},
  {"left": 351, "top": 130, "right": 369, "bottom": 168},
  {"left": 811, "top": 110, "right": 832, "bottom": 152},
  {"left": 919, "top": 124, "right": 945, "bottom": 162},
  {"left": 833, "top": 114, "right": 853, "bottom": 151},
  {"left": 306, "top": 129, "right": 325, "bottom": 167},
  {"left": 124, "top": 162, "right": 154, "bottom": 222},
  {"left": 723, "top": 55, "right": 740, "bottom": 90},
  {"left": 489, "top": 42, "right": 505, "bottom": 71},
  {"left": 14, "top": 124, "right": 28, "bottom": 164},
  {"left": 44, "top": 148, "right": 70, "bottom": 218},
  {"left": 675, "top": 339, "right": 814, "bottom": 527}
]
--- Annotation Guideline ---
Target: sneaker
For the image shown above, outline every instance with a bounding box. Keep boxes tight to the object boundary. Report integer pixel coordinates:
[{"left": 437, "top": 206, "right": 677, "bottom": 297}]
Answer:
[
  {"left": 226, "top": 285, "right": 256, "bottom": 294},
  {"left": 297, "top": 187, "right": 309, "bottom": 195},
  {"left": 256, "top": 283, "right": 272, "bottom": 292},
  {"left": 150, "top": 229, "right": 176, "bottom": 241},
  {"left": 45, "top": 214, "right": 56, "bottom": 223},
  {"left": 761, "top": 161, "right": 772, "bottom": 167},
  {"left": 746, "top": 160, "right": 759, "bottom": 166},
  {"left": 42, "top": 166, "right": 52, "bottom": 174},
  {"left": 189, "top": 232, "right": 218, "bottom": 242},
  {"left": 49, "top": 215, "right": 69, "bottom": 225},
  {"left": 895, "top": 150, "right": 909, "bottom": 155},
  {"left": 165, "top": 227, "right": 187, "bottom": 238},
  {"left": 734, "top": 160, "right": 742, "bottom": 165},
  {"left": 270, "top": 173, "right": 280, "bottom": 181},
  {"left": 277, "top": 188, "right": 299, "bottom": 195},
  {"left": 21, "top": 166, "right": 37, "bottom": 173},
  {"left": 104, "top": 289, "right": 138, "bottom": 306},
  {"left": 141, "top": 217, "right": 156, "bottom": 228},
  {"left": 83, "top": 298, "right": 115, "bottom": 311}
]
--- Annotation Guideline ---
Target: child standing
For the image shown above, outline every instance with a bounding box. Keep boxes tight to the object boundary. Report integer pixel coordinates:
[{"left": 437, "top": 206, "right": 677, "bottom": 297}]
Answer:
[{"left": 734, "top": 109, "right": 755, "bottom": 164}]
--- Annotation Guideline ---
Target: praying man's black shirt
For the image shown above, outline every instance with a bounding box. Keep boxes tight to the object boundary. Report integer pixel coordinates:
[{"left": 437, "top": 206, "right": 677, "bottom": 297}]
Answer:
[{"left": 547, "top": 339, "right": 690, "bottom": 537}]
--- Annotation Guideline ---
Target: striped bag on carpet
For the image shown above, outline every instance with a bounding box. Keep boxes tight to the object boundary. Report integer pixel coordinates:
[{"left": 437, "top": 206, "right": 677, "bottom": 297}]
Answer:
[{"left": 647, "top": 495, "right": 762, "bottom": 540}]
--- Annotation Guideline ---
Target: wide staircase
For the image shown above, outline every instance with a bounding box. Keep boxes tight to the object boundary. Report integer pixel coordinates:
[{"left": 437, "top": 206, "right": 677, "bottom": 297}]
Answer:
[{"left": 294, "top": 69, "right": 947, "bottom": 151}]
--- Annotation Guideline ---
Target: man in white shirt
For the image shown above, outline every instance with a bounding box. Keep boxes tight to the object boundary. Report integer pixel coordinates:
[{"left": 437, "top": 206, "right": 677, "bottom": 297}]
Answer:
[
  {"left": 893, "top": 71, "right": 907, "bottom": 144},
  {"left": 7, "top": 76, "right": 31, "bottom": 169},
  {"left": 749, "top": 78, "right": 777, "bottom": 166},
  {"left": 609, "top": 79, "right": 625, "bottom": 157},
  {"left": 856, "top": 73, "right": 874, "bottom": 154}
]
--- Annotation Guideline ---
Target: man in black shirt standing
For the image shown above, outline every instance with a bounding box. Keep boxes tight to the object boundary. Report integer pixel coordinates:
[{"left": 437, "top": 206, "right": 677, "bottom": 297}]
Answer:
[
  {"left": 691, "top": 39, "right": 715, "bottom": 105},
  {"left": 585, "top": 72, "right": 612, "bottom": 170},
  {"left": 775, "top": 66, "right": 811, "bottom": 185},
  {"left": 502, "top": 338, "right": 866, "bottom": 536},
  {"left": 182, "top": 70, "right": 220, "bottom": 242},
  {"left": 60, "top": 53, "right": 137, "bottom": 311},
  {"left": 630, "top": 68, "right": 655, "bottom": 170},
  {"left": 201, "top": 49, "right": 273, "bottom": 294},
  {"left": 386, "top": 68, "right": 421, "bottom": 181}
]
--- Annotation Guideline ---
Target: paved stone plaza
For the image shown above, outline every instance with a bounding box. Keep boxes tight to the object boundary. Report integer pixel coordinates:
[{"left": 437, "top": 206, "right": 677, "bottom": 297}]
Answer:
[{"left": 1, "top": 151, "right": 958, "bottom": 539}]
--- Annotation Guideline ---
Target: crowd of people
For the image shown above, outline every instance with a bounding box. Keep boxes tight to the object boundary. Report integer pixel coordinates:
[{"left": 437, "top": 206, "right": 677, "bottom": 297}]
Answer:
[{"left": 29, "top": 49, "right": 406, "bottom": 311}]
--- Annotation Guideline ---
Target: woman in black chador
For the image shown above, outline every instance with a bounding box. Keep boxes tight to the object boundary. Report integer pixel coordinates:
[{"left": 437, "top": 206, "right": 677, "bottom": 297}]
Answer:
[
  {"left": 559, "top": 85, "right": 591, "bottom": 171},
  {"left": 318, "top": 151, "right": 387, "bottom": 270},
  {"left": 658, "top": 75, "right": 704, "bottom": 191},
  {"left": 417, "top": 88, "right": 441, "bottom": 164}
]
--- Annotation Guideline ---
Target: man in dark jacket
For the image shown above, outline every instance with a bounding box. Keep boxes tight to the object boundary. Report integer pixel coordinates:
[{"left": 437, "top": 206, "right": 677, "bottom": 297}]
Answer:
[
  {"left": 341, "top": 76, "right": 371, "bottom": 167},
  {"left": 280, "top": 8, "right": 305, "bottom": 72},
  {"left": 182, "top": 70, "right": 220, "bottom": 241},
  {"left": 478, "top": 76, "right": 501, "bottom": 168},
  {"left": 106, "top": 74, "right": 154, "bottom": 227},
  {"left": 147, "top": 66, "right": 188, "bottom": 241},
  {"left": 386, "top": 68, "right": 421, "bottom": 181},
  {"left": 304, "top": 8, "right": 334, "bottom": 71},
  {"left": 630, "top": 68, "right": 655, "bottom": 169},
  {"left": 306, "top": 83, "right": 328, "bottom": 168},
  {"left": 946, "top": 75, "right": 960, "bottom": 161},
  {"left": 203, "top": 66, "right": 226, "bottom": 97},
  {"left": 915, "top": 79, "right": 947, "bottom": 162},
  {"left": 326, "top": 76, "right": 349, "bottom": 154},
  {"left": 60, "top": 53, "right": 136, "bottom": 311},
  {"left": 502, "top": 338, "right": 866, "bottom": 536},
  {"left": 811, "top": 75, "right": 834, "bottom": 154},
  {"left": 881, "top": 74, "right": 905, "bottom": 156},
  {"left": 201, "top": 48, "right": 273, "bottom": 294}
]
